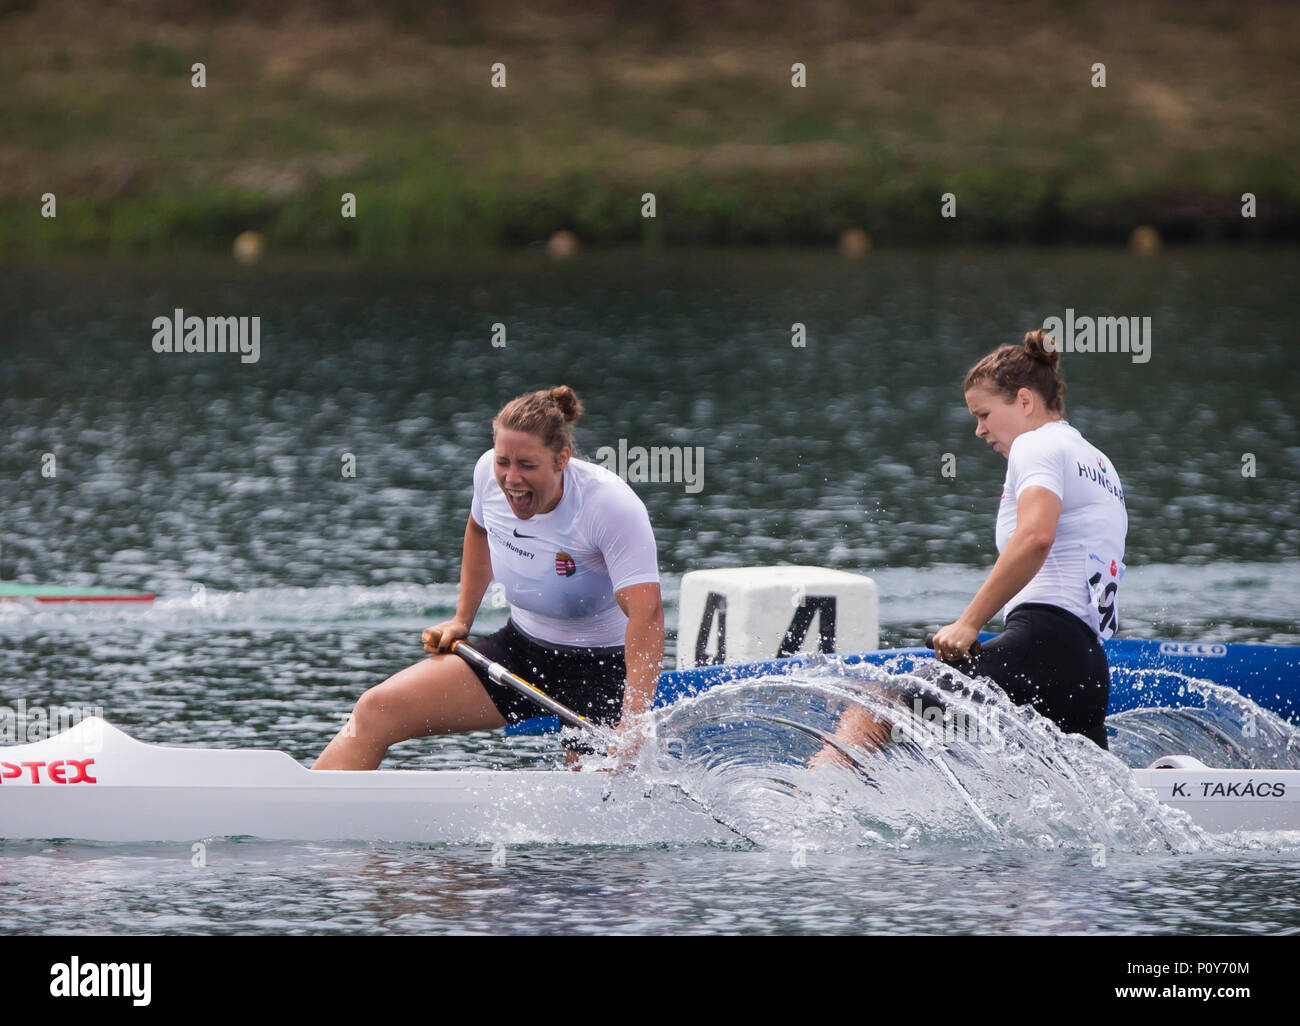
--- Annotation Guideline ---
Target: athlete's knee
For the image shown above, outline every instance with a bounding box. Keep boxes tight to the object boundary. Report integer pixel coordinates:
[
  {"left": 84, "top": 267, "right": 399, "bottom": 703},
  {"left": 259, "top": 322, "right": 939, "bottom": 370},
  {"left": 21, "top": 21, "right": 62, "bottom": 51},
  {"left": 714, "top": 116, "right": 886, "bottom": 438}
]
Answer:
[{"left": 350, "top": 682, "right": 411, "bottom": 745}]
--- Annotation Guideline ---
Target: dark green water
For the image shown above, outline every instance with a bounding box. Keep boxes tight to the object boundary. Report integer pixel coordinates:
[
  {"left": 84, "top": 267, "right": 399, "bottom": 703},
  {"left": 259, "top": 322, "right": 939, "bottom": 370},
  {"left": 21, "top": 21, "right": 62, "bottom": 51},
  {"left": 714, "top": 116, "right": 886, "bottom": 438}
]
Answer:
[
  {"left": 1, "top": 248, "right": 1297, "bottom": 935},
  {"left": 3, "top": 247, "right": 1298, "bottom": 587}
]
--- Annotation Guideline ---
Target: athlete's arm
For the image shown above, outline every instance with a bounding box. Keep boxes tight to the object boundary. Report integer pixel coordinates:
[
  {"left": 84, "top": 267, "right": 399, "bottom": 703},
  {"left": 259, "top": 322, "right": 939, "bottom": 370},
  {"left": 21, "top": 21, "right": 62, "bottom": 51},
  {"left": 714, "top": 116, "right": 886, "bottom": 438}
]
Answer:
[
  {"left": 932, "top": 486, "right": 1060, "bottom": 661},
  {"left": 425, "top": 515, "right": 494, "bottom": 653},
  {"left": 613, "top": 581, "right": 665, "bottom": 753}
]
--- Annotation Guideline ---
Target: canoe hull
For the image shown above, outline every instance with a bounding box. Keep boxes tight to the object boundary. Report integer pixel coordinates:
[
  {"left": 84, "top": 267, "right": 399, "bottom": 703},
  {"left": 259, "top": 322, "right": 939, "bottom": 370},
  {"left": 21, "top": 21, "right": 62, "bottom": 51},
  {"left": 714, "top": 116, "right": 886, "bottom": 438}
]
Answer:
[
  {"left": 0, "top": 719, "right": 733, "bottom": 845},
  {"left": 5, "top": 716, "right": 1299, "bottom": 843},
  {"left": 1131, "top": 767, "right": 1299, "bottom": 833}
]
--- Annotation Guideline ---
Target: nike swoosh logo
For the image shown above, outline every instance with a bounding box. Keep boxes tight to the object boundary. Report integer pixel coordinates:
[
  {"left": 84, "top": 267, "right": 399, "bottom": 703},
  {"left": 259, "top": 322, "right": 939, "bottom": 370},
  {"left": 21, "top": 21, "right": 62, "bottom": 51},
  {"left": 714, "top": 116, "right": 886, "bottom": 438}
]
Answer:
[{"left": 513, "top": 529, "right": 538, "bottom": 539}]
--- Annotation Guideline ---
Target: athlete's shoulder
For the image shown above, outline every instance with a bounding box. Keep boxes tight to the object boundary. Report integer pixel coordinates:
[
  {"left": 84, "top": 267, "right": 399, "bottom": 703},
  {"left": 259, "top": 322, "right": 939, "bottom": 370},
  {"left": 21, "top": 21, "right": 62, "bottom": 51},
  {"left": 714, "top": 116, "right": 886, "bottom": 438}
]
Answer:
[
  {"left": 570, "top": 457, "right": 644, "bottom": 499},
  {"left": 1060, "top": 424, "right": 1122, "bottom": 479},
  {"left": 568, "top": 459, "right": 653, "bottom": 533},
  {"left": 1008, "top": 421, "right": 1072, "bottom": 466}
]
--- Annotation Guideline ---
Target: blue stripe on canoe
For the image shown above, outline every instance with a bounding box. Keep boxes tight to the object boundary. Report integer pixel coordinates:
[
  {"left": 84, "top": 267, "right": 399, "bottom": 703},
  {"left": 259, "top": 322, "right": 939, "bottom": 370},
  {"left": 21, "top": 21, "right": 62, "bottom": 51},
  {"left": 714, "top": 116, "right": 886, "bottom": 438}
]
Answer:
[{"left": 505, "top": 637, "right": 1300, "bottom": 736}]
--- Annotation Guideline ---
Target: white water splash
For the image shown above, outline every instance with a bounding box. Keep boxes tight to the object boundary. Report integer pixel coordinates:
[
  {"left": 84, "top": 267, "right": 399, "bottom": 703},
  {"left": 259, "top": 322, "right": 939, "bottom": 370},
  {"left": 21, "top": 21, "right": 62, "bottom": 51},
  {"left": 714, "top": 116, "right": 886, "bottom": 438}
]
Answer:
[{"left": 639, "top": 658, "right": 1300, "bottom": 856}]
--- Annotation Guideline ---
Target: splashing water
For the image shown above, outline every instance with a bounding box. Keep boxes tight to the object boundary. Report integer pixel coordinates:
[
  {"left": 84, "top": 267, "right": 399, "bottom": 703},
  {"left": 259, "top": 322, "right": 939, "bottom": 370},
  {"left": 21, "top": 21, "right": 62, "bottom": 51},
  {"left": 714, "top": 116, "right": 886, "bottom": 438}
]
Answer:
[
  {"left": 637, "top": 657, "right": 1300, "bottom": 856},
  {"left": 1108, "top": 669, "right": 1300, "bottom": 771}
]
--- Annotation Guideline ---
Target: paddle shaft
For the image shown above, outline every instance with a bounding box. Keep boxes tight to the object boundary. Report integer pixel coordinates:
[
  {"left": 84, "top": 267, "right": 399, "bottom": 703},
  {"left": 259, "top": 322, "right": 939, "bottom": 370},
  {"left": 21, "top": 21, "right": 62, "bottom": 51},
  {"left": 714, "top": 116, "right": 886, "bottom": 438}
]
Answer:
[
  {"left": 448, "top": 638, "right": 757, "bottom": 844},
  {"left": 450, "top": 640, "right": 617, "bottom": 747}
]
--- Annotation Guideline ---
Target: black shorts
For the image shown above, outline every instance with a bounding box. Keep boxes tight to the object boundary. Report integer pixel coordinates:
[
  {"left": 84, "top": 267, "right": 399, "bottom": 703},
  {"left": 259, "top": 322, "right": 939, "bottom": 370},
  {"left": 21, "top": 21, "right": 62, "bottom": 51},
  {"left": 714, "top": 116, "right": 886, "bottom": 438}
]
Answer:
[
  {"left": 466, "top": 619, "right": 626, "bottom": 751},
  {"left": 960, "top": 602, "right": 1111, "bottom": 749}
]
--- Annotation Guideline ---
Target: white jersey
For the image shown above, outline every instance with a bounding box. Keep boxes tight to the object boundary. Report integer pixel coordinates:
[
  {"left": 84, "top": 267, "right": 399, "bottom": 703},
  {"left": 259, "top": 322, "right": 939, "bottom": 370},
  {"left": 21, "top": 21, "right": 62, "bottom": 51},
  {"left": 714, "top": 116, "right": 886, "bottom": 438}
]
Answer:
[
  {"left": 470, "top": 450, "right": 660, "bottom": 647},
  {"left": 995, "top": 420, "right": 1127, "bottom": 640}
]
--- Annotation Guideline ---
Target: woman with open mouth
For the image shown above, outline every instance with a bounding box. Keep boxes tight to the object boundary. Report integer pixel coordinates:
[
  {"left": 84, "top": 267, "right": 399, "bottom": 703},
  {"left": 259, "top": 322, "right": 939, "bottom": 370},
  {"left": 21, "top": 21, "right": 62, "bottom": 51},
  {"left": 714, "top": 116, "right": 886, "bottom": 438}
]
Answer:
[{"left": 314, "top": 386, "right": 663, "bottom": 769}]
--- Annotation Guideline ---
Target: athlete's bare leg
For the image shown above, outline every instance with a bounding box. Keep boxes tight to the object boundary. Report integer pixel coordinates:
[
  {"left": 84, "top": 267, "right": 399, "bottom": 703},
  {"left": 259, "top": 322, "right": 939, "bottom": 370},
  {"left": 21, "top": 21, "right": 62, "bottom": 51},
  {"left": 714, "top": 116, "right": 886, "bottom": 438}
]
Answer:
[
  {"left": 313, "top": 654, "right": 506, "bottom": 770},
  {"left": 809, "top": 701, "right": 894, "bottom": 770}
]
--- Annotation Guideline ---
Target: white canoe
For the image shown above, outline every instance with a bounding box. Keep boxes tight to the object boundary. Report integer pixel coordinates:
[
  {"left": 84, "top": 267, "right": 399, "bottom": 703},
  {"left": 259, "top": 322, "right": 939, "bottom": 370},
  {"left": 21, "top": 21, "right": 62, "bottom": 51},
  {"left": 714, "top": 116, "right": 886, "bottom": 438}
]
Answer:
[
  {"left": 1, "top": 718, "right": 1297, "bottom": 842},
  {"left": 1130, "top": 756, "right": 1299, "bottom": 833},
  {"left": 0, "top": 718, "right": 734, "bottom": 845}
]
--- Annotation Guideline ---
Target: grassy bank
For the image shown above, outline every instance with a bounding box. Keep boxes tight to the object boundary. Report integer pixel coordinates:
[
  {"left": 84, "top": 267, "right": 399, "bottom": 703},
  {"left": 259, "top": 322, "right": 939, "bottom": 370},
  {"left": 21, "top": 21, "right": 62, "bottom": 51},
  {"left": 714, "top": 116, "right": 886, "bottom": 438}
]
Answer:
[{"left": 2, "top": 0, "right": 1298, "bottom": 254}]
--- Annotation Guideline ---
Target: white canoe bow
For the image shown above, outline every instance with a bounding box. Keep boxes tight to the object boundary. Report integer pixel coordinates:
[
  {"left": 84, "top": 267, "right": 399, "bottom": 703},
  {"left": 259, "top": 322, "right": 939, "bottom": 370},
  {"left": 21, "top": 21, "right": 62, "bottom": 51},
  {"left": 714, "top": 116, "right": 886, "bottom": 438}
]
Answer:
[
  {"left": 0, "top": 718, "right": 735, "bottom": 844},
  {"left": 1, "top": 718, "right": 1297, "bottom": 842}
]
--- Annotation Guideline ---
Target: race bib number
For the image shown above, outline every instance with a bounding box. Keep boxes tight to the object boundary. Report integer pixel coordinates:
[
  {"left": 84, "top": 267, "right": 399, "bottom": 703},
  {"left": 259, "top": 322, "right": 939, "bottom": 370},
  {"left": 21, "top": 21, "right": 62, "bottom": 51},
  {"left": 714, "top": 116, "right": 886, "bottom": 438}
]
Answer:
[{"left": 1086, "top": 552, "right": 1124, "bottom": 639}]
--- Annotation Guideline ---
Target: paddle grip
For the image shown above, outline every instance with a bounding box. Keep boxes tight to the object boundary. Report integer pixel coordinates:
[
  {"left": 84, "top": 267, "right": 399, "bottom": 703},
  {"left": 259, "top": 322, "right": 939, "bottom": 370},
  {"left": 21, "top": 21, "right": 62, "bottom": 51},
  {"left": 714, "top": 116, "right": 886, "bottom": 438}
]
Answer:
[{"left": 924, "top": 633, "right": 982, "bottom": 657}]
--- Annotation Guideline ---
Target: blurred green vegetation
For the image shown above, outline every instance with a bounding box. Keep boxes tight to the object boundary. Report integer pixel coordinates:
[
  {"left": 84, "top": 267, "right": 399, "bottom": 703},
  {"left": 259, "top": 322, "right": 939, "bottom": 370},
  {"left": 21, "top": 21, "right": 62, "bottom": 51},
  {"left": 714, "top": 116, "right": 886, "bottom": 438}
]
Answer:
[{"left": 2, "top": 0, "right": 1297, "bottom": 254}]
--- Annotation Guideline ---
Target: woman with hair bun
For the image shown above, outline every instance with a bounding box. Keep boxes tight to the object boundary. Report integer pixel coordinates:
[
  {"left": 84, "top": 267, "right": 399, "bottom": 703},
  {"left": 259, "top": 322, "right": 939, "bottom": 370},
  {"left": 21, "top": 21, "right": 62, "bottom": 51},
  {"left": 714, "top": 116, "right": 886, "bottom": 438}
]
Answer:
[
  {"left": 314, "top": 385, "right": 664, "bottom": 769},
  {"left": 928, "top": 329, "right": 1127, "bottom": 748}
]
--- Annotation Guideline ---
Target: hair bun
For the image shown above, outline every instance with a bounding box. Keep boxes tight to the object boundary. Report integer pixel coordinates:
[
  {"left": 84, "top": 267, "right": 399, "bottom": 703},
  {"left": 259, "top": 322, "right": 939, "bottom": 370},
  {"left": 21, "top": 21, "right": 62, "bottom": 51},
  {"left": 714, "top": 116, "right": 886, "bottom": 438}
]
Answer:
[
  {"left": 494, "top": 387, "right": 583, "bottom": 458},
  {"left": 1022, "top": 329, "right": 1061, "bottom": 370},
  {"left": 548, "top": 385, "right": 584, "bottom": 424},
  {"left": 964, "top": 329, "right": 1067, "bottom": 416}
]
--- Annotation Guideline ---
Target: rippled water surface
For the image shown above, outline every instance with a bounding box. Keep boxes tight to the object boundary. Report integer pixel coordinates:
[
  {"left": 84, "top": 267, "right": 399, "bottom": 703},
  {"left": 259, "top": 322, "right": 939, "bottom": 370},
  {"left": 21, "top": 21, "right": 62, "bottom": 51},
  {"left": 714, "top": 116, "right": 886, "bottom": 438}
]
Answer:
[
  {"left": 6, "top": 841, "right": 1300, "bottom": 936},
  {"left": 1, "top": 249, "right": 1298, "bottom": 934}
]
